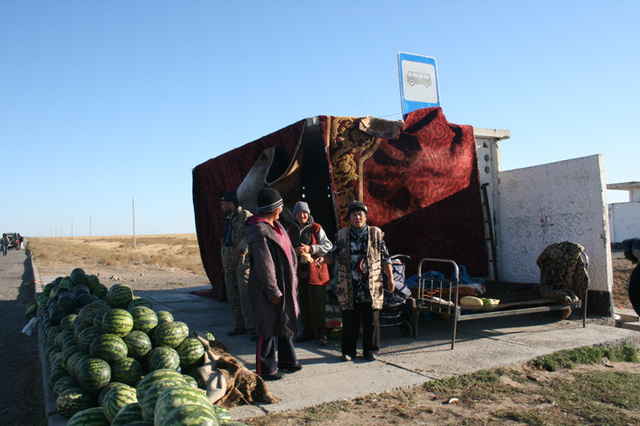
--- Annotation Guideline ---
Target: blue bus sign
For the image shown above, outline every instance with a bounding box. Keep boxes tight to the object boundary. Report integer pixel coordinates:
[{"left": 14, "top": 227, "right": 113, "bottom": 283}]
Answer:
[{"left": 398, "top": 52, "right": 440, "bottom": 117}]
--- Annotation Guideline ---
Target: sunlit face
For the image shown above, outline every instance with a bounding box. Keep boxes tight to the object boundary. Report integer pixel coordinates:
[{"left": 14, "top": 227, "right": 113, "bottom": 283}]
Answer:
[
  {"left": 349, "top": 210, "right": 367, "bottom": 228},
  {"left": 295, "top": 211, "right": 309, "bottom": 226},
  {"left": 221, "top": 201, "right": 234, "bottom": 216}
]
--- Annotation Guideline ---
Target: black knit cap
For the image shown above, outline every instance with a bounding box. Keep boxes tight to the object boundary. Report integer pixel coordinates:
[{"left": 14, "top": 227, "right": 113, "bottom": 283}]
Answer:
[
  {"left": 347, "top": 200, "right": 368, "bottom": 217},
  {"left": 221, "top": 190, "right": 238, "bottom": 206},
  {"left": 256, "top": 188, "right": 283, "bottom": 213}
]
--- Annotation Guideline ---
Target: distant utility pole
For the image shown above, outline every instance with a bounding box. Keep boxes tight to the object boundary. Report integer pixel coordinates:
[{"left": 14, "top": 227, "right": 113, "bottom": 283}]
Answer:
[
  {"left": 89, "top": 213, "right": 92, "bottom": 242},
  {"left": 132, "top": 197, "right": 136, "bottom": 248}
]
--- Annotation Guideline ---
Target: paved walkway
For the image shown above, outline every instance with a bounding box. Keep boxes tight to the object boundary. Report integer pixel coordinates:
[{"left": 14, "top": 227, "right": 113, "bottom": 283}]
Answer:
[{"left": 35, "top": 265, "right": 640, "bottom": 423}]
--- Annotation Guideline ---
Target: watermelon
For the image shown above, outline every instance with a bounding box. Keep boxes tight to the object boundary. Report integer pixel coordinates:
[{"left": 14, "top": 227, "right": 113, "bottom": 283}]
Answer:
[
  {"left": 66, "top": 406, "right": 110, "bottom": 426},
  {"left": 59, "top": 276, "right": 74, "bottom": 290},
  {"left": 123, "top": 330, "right": 153, "bottom": 359},
  {"left": 50, "top": 357, "right": 67, "bottom": 375},
  {"left": 161, "top": 404, "right": 218, "bottom": 426},
  {"left": 77, "top": 326, "right": 104, "bottom": 353},
  {"left": 47, "top": 345, "right": 62, "bottom": 364},
  {"left": 66, "top": 351, "right": 89, "bottom": 377},
  {"left": 102, "top": 383, "right": 138, "bottom": 422},
  {"left": 72, "top": 284, "right": 91, "bottom": 297},
  {"left": 154, "top": 386, "right": 215, "bottom": 426},
  {"left": 102, "top": 308, "right": 134, "bottom": 337},
  {"left": 86, "top": 274, "right": 100, "bottom": 290},
  {"left": 201, "top": 331, "right": 216, "bottom": 341},
  {"left": 212, "top": 404, "right": 233, "bottom": 423},
  {"left": 93, "top": 283, "right": 109, "bottom": 299},
  {"left": 98, "top": 382, "right": 130, "bottom": 406},
  {"left": 77, "top": 301, "right": 110, "bottom": 328},
  {"left": 43, "top": 282, "right": 56, "bottom": 297},
  {"left": 48, "top": 369, "right": 69, "bottom": 391},
  {"left": 57, "top": 293, "right": 78, "bottom": 314},
  {"left": 181, "top": 374, "right": 199, "bottom": 389},
  {"left": 56, "top": 387, "right": 97, "bottom": 418},
  {"left": 135, "top": 369, "right": 186, "bottom": 401},
  {"left": 70, "top": 268, "right": 89, "bottom": 287},
  {"left": 146, "top": 346, "right": 181, "bottom": 371},
  {"left": 176, "top": 337, "right": 205, "bottom": 368},
  {"left": 53, "top": 375, "right": 80, "bottom": 397},
  {"left": 76, "top": 357, "right": 111, "bottom": 391},
  {"left": 128, "top": 297, "right": 153, "bottom": 311},
  {"left": 61, "top": 345, "right": 80, "bottom": 370},
  {"left": 111, "top": 357, "right": 144, "bottom": 386},
  {"left": 130, "top": 307, "right": 159, "bottom": 334},
  {"left": 108, "top": 284, "right": 134, "bottom": 308},
  {"left": 90, "top": 333, "right": 128, "bottom": 362},
  {"left": 153, "top": 321, "right": 189, "bottom": 348},
  {"left": 110, "top": 402, "right": 144, "bottom": 426},
  {"left": 76, "top": 292, "right": 94, "bottom": 308},
  {"left": 59, "top": 313, "right": 78, "bottom": 330},
  {"left": 140, "top": 380, "right": 189, "bottom": 421},
  {"left": 156, "top": 310, "right": 174, "bottom": 324}
]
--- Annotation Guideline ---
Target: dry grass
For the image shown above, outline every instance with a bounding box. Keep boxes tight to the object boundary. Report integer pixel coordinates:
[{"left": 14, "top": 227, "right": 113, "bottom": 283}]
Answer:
[{"left": 28, "top": 234, "right": 206, "bottom": 275}]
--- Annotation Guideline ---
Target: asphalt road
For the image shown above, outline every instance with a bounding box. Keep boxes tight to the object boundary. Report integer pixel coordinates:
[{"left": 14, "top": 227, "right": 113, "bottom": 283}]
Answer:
[{"left": 0, "top": 246, "right": 44, "bottom": 424}]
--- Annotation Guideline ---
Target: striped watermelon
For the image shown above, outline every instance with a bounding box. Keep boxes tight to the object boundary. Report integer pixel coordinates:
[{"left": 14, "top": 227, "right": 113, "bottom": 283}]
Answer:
[
  {"left": 102, "top": 383, "right": 138, "bottom": 422},
  {"left": 102, "top": 308, "right": 134, "bottom": 337},
  {"left": 52, "top": 375, "right": 79, "bottom": 397},
  {"left": 212, "top": 404, "right": 233, "bottom": 423},
  {"left": 127, "top": 297, "right": 153, "bottom": 311},
  {"left": 130, "top": 306, "right": 158, "bottom": 334},
  {"left": 155, "top": 310, "right": 174, "bottom": 324},
  {"left": 108, "top": 284, "right": 134, "bottom": 308},
  {"left": 76, "top": 357, "right": 111, "bottom": 391},
  {"left": 66, "top": 351, "right": 89, "bottom": 377},
  {"left": 77, "top": 301, "right": 111, "bottom": 328},
  {"left": 146, "top": 346, "right": 181, "bottom": 371},
  {"left": 98, "top": 382, "right": 130, "bottom": 406},
  {"left": 135, "top": 369, "right": 186, "bottom": 401},
  {"left": 110, "top": 402, "right": 144, "bottom": 426},
  {"left": 56, "top": 387, "right": 97, "bottom": 418},
  {"left": 154, "top": 385, "right": 215, "bottom": 426},
  {"left": 48, "top": 369, "right": 69, "bottom": 391},
  {"left": 176, "top": 337, "right": 205, "bottom": 368},
  {"left": 123, "top": 330, "right": 153, "bottom": 359},
  {"left": 90, "top": 333, "right": 128, "bottom": 363},
  {"left": 59, "top": 313, "right": 77, "bottom": 330},
  {"left": 111, "top": 357, "right": 144, "bottom": 386},
  {"left": 162, "top": 404, "right": 218, "bottom": 426},
  {"left": 152, "top": 321, "right": 189, "bottom": 348},
  {"left": 61, "top": 345, "right": 80, "bottom": 370},
  {"left": 77, "top": 326, "right": 104, "bottom": 354},
  {"left": 66, "top": 406, "right": 110, "bottom": 426},
  {"left": 140, "top": 380, "right": 190, "bottom": 421},
  {"left": 93, "top": 283, "right": 109, "bottom": 300},
  {"left": 181, "top": 374, "right": 199, "bottom": 389}
]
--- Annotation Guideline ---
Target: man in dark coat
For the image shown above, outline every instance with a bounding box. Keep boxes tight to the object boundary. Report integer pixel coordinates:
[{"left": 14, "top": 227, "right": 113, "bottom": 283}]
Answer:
[{"left": 245, "top": 188, "right": 301, "bottom": 381}]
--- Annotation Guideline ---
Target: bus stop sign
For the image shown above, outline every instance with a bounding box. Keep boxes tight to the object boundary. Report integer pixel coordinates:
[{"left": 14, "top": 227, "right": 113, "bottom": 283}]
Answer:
[{"left": 398, "top": 52, "right": 440, "bottom": 117}]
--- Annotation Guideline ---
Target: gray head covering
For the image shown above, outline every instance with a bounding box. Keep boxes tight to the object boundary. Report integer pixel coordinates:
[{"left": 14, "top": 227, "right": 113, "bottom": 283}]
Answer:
[{"left": 293, "top": 201, "right": 311, "bottom": 215}]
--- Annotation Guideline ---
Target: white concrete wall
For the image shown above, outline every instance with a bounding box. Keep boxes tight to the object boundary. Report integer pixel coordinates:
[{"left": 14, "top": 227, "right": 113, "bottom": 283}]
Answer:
[
  {"left": 496, "top": 154, "right": 612, "bottom": 293},
  {"left": 608, "top": 201, "right": 640, "bottom": 242}
]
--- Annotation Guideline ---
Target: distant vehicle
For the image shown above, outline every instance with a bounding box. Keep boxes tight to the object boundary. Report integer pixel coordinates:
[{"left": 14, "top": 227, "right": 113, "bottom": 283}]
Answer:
[
  {"left": 4, "top": 233, "right": 23, "bottom": 250},
  {"left": 406, "top": 71, "right": 432, "bottom": 88}
]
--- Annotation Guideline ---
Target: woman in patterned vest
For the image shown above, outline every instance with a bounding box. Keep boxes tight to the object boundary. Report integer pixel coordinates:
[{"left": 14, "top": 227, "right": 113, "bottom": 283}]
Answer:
[
  {"left": 317, "top": 201, "right": 395, "bottom": 362},
  {"left": 287, "top": 201, "right": 333, "bottom": 345}
]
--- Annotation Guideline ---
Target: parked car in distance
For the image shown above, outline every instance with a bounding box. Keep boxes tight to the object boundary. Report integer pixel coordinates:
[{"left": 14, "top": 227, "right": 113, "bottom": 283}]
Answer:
[{"left": 4, "top": 233, "right": 23, "bottom": 250}]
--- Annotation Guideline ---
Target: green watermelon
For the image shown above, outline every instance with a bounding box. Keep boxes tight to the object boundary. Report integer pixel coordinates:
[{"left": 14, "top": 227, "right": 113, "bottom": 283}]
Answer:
[
  {"left": 102, "top": 308, "right": 134, "bottom": 337},
  {"left": 66, "top": 406, "right": 110, "bottom": 426},
  {"left": 181, "top": 374, "right": 199, "bottom": 389},
  {"left": 77, "top": 301, "right": 110, "bottom": 327},
  {"left": 76, "top": 357, "right": 111, "bottom": 391},
  {"left": 153, "top": 321, "right": 189, "bottom": 348},
  {"left": 86, "top": 274, "right": 100, "bottom": 290},
  {"left": 155, "top": 310, "right": 174, "bottom": 324},
  {"left": 135, "top": 369, "right": 186, "bottom": 401},
  {"left": 127, "top": 297, "right": 153, "bottom": 311},
  {"left": 123, "top": 330, "right": 153, "bottom": 359},
  {"left": 146, "top": 346, "right": 181, "bottom": 372},
  {"left": 140, "top": 380, "right": 189, "bottom": 421},
  {"left": 110, "top": 402, "right": 143, "bottom": 426},
  {"left": 66, "top": 351, "right": 89, "bottom": 377},
  {"left": 77, "top": 325, "right": 104, "bottom": 354},
  {"left": 59, "top": 313, "right": 78, "bottom": 330},
  {"left": 111, "top": 357, "right": 144, "bottom": 386},
  {"left": 93, "top": 283, "right": 109, "bottom": 299},
  {"left": 162, "top": 404, "right": 218, "bottom": 425},
  {"left": 130, "top": 306, "right": 158, "bottom": 334},
  {"left": 43, "top": 282, "right": 56, "bottom": 297},
  {"left": 90, "top": 333, "right": 128, "bottom": 362},
  {"left": 212, "top": 404, "right": 233, "bottom": 423},
  {"left": 48, "top": 369, "right": 69, "bottom": 391},
  {"left": 108, "top": 284, "right": 134, "bottom": 308},
  {"left": 154, "top": 384, "right": 214, "bottom": 419},
  {"left": 56, "top": 387, "right": 97, "bottom": 418},
  {"left": 102, "top": 383, "right": 138, "bottom": 422},
  {"left": 53, "top": 375, "right": 80, "bottom": 397},
  {"left": 98, "top": 381, "right": 130, "bottom": 406},
  {"left": 176, "top": 337, "right": 205, "bottom": 368}
]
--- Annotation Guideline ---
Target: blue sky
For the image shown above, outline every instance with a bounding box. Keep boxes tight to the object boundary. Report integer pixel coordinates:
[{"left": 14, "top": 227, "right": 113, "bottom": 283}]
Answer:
[{"left": 2, "top": 1, "right": 638, "bottom": 237}]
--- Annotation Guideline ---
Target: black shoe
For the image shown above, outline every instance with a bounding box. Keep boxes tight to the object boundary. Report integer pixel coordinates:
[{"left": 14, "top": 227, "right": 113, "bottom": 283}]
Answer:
[
  {"left": 364, "top": 353, "right": 377, "bottom": 362},
  {"left": 227, "top": 327, "right": 246, "bottom": 337},
  {"left": 260, "top": 372, "right": 284, "bottom": 381},
  {"left": 316, "top": 335, "right": 328, "bottom": 346},
  {"left": 278, "top": 363, "right": 302, "bottom": 372}
]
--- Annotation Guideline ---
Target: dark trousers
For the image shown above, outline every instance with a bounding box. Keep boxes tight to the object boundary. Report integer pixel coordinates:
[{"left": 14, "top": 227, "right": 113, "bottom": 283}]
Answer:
[
  {"left": 256, "top": 335, "right": 297, "bottom": 376},
  {"left": 341, "top": 303, "right": 380, "bottom": 358},
  {"left": 298, "top": 279, "right": 327, "bottom": 336}
]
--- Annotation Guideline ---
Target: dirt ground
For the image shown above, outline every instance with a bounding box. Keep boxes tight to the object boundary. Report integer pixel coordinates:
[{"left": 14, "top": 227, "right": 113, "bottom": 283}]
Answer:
[{"left": 1, "top": 238, "right": 637, "bottom": 425}]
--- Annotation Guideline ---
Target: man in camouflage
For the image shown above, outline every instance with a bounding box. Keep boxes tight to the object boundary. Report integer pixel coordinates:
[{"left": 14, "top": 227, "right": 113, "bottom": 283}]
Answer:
[{"left": 221, "top": 190, "right": 257, "bottom": 340}]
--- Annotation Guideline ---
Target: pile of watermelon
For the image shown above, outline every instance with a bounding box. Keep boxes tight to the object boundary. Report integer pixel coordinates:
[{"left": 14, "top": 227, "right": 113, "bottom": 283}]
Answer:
[{"left": 39, "top": 267, "right": 242, "bottom": 425}]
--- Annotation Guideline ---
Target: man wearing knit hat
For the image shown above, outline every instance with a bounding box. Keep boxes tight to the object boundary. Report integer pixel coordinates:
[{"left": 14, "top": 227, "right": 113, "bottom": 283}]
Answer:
[
  {"left": 245, "top": 187, "right": 301, "bottom": 380},
  {"left": 221, "top": 190, "right": 257, "bottom": 340}
]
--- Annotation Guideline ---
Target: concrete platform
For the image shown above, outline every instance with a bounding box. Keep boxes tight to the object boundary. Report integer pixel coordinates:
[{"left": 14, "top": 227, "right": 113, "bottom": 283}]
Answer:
[{"left": 36, "top": 267, "right": 640, "bottom": 424}]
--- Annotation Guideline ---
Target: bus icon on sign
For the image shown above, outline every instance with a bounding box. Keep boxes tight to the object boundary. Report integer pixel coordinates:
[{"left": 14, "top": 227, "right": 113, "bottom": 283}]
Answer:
[{"left": 407, "top": 71, "right": 432, "bottom": 87}]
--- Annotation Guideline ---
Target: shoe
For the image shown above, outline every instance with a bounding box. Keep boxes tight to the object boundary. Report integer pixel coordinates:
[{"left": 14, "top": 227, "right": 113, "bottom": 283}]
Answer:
[
  {"left": 341, "top": 354, "right": 352, "bottom": 362},
  {"left": 364, "top": 353, "right": 377, "bottom": 362},
  {"left": 227, "top": 327, "right": 246, "bottom": 337},
  {"left": 260, "top": 372, "right": 284, "bottom": 381},
  {"left": 278, "top": 363, "right": 302, "bottom": 372},
  {"left": 317, "top": 335, "right": 328, "bottom": 346},
  {"left": 247, "top": 328, "right": 258, "bottom": 342}
]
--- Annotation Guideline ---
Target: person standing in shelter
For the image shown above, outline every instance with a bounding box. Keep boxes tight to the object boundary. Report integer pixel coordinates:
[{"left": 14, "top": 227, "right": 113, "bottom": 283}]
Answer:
[
  {"left": 316, "top": 200, "right": 395, "bottom": 362},
  {"left": 245, "top": 188, "right": 301, "bottom": 381},
  {"left": 287, "top": 201, "right": 333, "bottom": 345},
  {"left": 221, "top": 190, "right": 257, "bottom": 341}
]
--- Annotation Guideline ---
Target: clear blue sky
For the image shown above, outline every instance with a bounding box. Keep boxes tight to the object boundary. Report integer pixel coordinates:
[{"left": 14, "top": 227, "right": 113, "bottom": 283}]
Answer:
[{"left": 2, "top": 1, "right": 638, "bottom": 237}]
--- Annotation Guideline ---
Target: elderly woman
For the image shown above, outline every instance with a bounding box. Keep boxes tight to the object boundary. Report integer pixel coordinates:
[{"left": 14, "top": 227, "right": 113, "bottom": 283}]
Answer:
[
  {"left": 245, "top": 188, "right": 301, "bottom": 381},
  {"left": 316, "top": 201, "right": 395, "bottom": 362}
]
